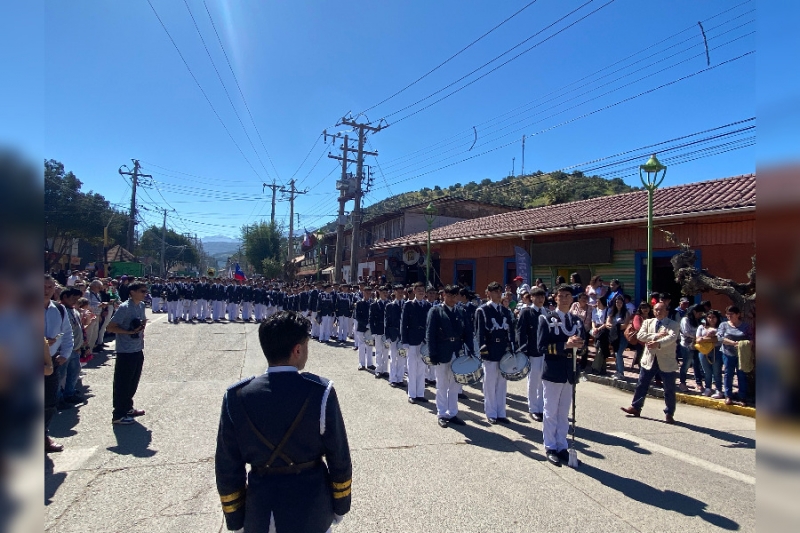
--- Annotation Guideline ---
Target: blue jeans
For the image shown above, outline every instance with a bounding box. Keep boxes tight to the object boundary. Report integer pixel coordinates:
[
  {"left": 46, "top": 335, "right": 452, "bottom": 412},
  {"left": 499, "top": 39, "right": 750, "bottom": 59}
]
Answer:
[
  {"left": 700, "top": 347, "right": 723, "bottom": 392},
  {"left": 631, "top": 357, "right": 677, "bottom": 416},
  {"left": 612, "top": 334, "right": 628, "bottom": 375},
  {"left": 64, "top": 350, "right": 82, "bottom": 397},
  {"left": 679, "top": 345, "right": 703, "bottom": 386},
  {"left": 723, "top": 353, "right": 747, "bottom": 400}
]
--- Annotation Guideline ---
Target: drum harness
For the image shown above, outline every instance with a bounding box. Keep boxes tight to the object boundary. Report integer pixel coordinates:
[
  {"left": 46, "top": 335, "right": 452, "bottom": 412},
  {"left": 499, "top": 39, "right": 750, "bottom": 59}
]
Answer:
[{"left": 236, "top": 390, "right": 322, "bottom": 476}]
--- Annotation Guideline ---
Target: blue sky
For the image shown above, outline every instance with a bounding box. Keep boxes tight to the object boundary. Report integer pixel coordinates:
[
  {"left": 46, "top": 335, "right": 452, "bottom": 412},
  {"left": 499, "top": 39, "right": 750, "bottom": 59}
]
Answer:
[{"left": 19, "top": 0, "right": 761, "bottom": 238}]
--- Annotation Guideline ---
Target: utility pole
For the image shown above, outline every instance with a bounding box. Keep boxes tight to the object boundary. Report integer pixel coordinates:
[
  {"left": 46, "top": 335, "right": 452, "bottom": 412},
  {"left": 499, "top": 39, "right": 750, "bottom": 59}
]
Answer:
[
  {"left": 262, "top": 180, "right": 279, "bottom": 225},
  {"left": 326, "top": 132, "right": 357, "bottom": 283},
  {"left": 512, "top": 157, "right": 515, "bottom": 177},
  {"left": 279, "top": 179, "right": 308, "bottom": 262},
  {"left": 521, "top": 135, "right": 526, "bottom": 177},
  {"left": 161, "top": 208, "right": 168, "bottom": 276},
  {"left": 338, "top": 117, "right": 384, "bottom": 283},
  {"left": 118, "top": 159, "right": 151, "bottom": 254}
]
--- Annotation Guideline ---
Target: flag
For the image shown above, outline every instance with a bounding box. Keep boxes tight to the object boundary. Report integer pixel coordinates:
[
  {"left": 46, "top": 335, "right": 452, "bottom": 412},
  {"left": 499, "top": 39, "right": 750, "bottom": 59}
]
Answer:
[
  {"left": 301, "top": 228, "right": 318, "bottom": 251},
  {"left": 234, "top": 262, "right": 246, "bottom": 281}
]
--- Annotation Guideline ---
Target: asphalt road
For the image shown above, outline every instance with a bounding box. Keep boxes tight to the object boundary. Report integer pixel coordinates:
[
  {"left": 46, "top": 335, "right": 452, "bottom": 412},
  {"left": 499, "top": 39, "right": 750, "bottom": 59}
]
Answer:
[{"left": 45, "top": 310, "right": 755, "bottom": 532}]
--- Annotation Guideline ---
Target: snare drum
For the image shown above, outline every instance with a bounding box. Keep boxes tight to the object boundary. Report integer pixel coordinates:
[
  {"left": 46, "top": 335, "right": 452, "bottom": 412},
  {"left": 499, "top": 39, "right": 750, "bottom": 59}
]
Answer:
[
  {"left": 420, "top": 342, "right": 433, "bottom": 365},
  {"left": 452, "top": 354, "right": 484, "bottom": 385},
  {"left": 499, "top": 350, "right": 531, "bottom": 381}
]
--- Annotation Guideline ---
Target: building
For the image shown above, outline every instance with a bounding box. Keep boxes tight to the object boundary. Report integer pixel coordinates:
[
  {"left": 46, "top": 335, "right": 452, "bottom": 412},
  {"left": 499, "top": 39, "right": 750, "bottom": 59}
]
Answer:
[{"left": 374, "top": 174, "right": 755, "bottom": 309}]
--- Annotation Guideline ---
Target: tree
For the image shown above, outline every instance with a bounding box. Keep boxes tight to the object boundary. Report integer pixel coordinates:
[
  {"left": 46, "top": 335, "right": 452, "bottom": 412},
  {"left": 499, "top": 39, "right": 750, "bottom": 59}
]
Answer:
[
  {"left": 261, "top": 258, "right": 283, "bottom": 280},
  {"left": 138, "top": 226, "right": 199, "bottom": 274},
  {"left": 241, "top": 221, "right": 282, "bottom": 275}
]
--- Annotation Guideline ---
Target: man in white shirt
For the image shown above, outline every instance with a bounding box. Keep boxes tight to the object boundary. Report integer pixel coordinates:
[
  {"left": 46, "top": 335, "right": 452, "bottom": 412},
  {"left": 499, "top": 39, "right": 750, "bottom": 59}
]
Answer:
[
  {"left": 45, "top": 274, "right": 74, "bottom": 453},
  {"left": 621, "top": 302, "right": 680, "bottom": 423},
  {"left": 66, "top": 270, "right": 80, "bottom": 286},
  {"left": 514, "top": 276, "right": 531, "bottom": 301}
]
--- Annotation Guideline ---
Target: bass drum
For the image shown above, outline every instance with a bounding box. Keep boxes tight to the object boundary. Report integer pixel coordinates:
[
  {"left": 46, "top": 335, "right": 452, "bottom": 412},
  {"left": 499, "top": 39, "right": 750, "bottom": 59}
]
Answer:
[
  {"left": 420, "top": 342, "right": 433, "bottom": 365},
  {"left": 499, "top": 350, "right": 531, "bottom": 381},
  {"left": 452, "top": 354, "right": 483, "bottom": 385}
]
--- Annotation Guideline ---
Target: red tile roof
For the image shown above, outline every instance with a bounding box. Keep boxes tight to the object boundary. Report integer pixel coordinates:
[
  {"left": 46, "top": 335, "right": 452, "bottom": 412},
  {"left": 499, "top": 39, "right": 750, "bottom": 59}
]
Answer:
[{"left": 374, "top": 174, "right": 755, "bottom": 249}]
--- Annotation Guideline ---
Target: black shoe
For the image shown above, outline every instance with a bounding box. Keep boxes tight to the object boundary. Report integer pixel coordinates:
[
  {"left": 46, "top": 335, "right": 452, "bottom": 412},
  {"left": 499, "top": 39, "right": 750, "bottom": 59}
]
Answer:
[
  {"left": 408, "top": 397, "right": 416, "bottom": 404},
  {"left": 63, "top": 394, "right": 84, "bottom": 404},
  {"left": 457, "top": 393, "right": 468, "bottom": 400},
  {"left": 448, "top": 416, "right": 466, "bottom": 426},
  {"left": 389, "top": 382, "right": 399, "bottom": 388},
  {"left": 546, "top": 450, "right": 562, "bottom": 466},
  {"left": 530, "top": 412, "right": 543, "bottom": 422},
  {"left": 382, "top": 372, "right": 391, "bottom": 378},
  {"left": 415, "top": 397, "right": 429, "bottom": 403},
  {"left": 496, "top": 417, "right": 511, "bottom": 424},
  {"left": 367, "top": 365, "right": 376, "bottom": 371},
  {"left": 374, "top": 372, "right": 382, "bottom": 379},
  {"left": 438, "top": 418, "right": 449, "bottom": 428},
  {"left": 487, "top": 417, "right": 498, "bottom": 425},
  {"left": 357, "top": 366, "right": 366, "bottom": 371},
  {"left": 557, "top": 449, "right": 570, "bottom": 462}
]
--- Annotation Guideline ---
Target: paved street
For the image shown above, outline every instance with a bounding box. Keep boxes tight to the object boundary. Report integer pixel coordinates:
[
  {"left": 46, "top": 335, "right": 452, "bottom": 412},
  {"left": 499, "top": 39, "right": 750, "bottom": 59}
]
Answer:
[{"left": 45, "top": 310, "right": 755, "bottom": 533}]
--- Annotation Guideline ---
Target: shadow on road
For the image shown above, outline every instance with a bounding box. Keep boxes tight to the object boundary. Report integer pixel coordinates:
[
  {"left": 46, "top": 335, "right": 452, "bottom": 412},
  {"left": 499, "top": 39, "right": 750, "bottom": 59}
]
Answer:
[
  {"left": 580, "top": 463, "right": 740, "bottom": 530},
  {"left": 674, "top": 420, "right": 755, "bottom": 449},
  {"left": 45, "top": 455, "right": 66, "bottom": 506},
  {"left": 108, "top": 423, "right": 157, "bottom": 458}
]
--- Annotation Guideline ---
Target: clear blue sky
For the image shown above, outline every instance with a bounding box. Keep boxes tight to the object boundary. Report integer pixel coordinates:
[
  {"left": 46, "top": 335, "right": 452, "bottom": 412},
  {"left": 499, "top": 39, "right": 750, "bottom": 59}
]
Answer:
[{"left": 15, "top": 0, "right": 762, "bottom": 239}]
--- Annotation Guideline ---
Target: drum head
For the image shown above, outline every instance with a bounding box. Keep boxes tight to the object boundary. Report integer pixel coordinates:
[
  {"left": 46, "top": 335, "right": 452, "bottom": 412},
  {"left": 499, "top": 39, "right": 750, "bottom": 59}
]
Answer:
[{"left": 499, "top": 351, "right": 531, "bottom": 381}]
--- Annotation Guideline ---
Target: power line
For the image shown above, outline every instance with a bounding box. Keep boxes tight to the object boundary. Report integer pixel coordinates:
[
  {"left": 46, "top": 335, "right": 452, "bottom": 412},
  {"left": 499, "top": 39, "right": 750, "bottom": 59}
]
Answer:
[
  {"left": 145, "top": 0, "right": 265, "bottom": 180},
  {"left": 357, "top": 0, "right": 542, "bottom": 116}
]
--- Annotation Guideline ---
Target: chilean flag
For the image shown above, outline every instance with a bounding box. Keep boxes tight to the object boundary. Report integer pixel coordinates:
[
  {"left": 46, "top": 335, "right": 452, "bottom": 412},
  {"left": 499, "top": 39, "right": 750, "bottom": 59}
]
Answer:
[{"left": 234, "top": 262, "right": 246, "bottom": 281}]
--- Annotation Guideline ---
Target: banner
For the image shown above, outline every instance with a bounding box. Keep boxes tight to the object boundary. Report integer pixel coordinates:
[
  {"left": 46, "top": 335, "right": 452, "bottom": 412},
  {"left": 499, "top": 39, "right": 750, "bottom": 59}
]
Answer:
[{"left": 514, "top": 246, "right": 531, "bottom": 285}]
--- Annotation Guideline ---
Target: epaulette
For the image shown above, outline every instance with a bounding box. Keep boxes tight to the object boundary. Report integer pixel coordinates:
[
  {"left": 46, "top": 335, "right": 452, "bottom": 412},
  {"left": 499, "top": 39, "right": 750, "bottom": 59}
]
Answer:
[
  {"left": 300, "top": 372, "right": 330, "bottom": 389},
  {"left": 227, "top": 376, "right": 255, "bottom": 391}
]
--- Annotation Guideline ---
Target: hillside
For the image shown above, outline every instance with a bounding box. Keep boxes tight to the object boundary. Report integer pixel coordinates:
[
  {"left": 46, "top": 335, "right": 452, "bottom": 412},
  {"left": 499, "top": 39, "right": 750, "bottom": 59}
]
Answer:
[{"left": 321, "top": 170, "right": 639, "bottom": 232}]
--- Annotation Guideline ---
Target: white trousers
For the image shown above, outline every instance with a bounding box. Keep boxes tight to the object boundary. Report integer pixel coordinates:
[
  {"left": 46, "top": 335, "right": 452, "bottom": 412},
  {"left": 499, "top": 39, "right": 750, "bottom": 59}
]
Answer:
[
  {"left": 482, "top": 361, "right": 508, "bottom": 418},
  {"left": 311, "top": 312, "right": 320, "bottom": 337},
  {"left": 527, "top": 356, "right": 545, "bottom": 414},
  {"left": 167, "top": 301, "right": 179, "bottom": 322},
  {"left": 212, "top": 301, "right": 224, "bottom": 321},
  {"left": 320, "top": 315, "right": 334, "bottom": 341},
  {"left": 241, "top": 301, "right": 252, "bottom": 320},
  {"left": 151, "top": 297, "right": 162, "bottom": 313},
  {"left": 406, "top": 345, "right": 426, "bottom": 399},
  {"left": 374, "top": 337, "right": 388, "bottom": 374},
  {"left": 86, "top": 317, "right": 100, "bottom": 348},
  {"left": 227, "top": 303, "right": 239, "bottom": 321},
  {"left": 542, "top": 380, "right": 572, "bottom": 452},
  {"left": 337, "top": 316, "right": 350, "bottom": 339},
  {"left": 197, "top": 299, "right": 208, "bottom": 319},
  {"left": 253, "top": 303, "right": 263, "bottom": 321},
  {"left": 388, "top": 341, "right": 407, "bottom": 384},
  {"left": 435, "top": 357, "right": 459, "bottom": 418},
  {"left": 355, "top": 331, "right": 374, "bottom": 368},
  {"left": 189, "top": 300, "right": 198, "bottom": 319},
  {"left": 181, "top": 299, "right": 192, "bottom": 321},
  {"left": 425, "top": 363, "right": 435, "bottom": 382}
]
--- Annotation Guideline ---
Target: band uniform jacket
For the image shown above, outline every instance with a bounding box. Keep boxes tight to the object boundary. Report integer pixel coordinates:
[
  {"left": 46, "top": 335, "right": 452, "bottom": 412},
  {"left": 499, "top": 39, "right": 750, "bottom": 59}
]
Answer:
[
  {"left": 636, "top": 317, "right": 679, "bottom": 373},
  {"left": 165, "top": 282, "right": 179, "bottom": 302},
  {"left": 537, "top": 310, "right": 587, "bottom": 384},
  {"left": 383, "top": 299, "right": 403, "bottom": 343},
  {"left": 308, "top": 289, "right": 319, "bottom": 314},
  {"left": 299, "top": 291, "right": 310, "bottom": 312},
  {"left": 215, "top": 371, "right": 352, "bottom": 532},
  {"left": 316, "top": 292, "right": 335, "bottom": 317},
  {"left": 400, "top": 299, "right": 430, "bottom": 347},
  {"left": 426, "top": 304, "right": 474, "bottom": 364},
  {"left": 516, "top": 306, "right": 544, "bottom": 357},
  {"left": 475, "top": 303, "right": 514, "bottom": 361},
  {"left": 334, "top": 293, "right": 352, "bottom": 317},
  {"left": 368, "top": 299, "right": 387, "bottom": 336},
  {"left": 353, "top": 298, "right": 371, "bottom": 333}
]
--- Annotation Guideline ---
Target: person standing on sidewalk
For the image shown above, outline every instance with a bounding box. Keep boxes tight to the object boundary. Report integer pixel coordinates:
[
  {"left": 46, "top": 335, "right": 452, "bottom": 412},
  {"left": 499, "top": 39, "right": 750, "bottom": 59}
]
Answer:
[
  {"left": 621, "top": 302, "right": 679, "bottom": 423},
  {"left": 44, "top": 275, "right": 74, "bottom": 453},
  {"left": 105, "top": 281, "right": 148, "bottom": 425}
]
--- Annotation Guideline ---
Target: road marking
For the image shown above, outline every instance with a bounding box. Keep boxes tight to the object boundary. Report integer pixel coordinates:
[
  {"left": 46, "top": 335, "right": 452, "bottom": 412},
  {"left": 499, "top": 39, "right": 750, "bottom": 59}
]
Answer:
[
  {"left": 51, "top": 446, "right": 98, "bottom": 472},
  {"left": 610, "top": 432, "right": 755, "bottom": 485}
]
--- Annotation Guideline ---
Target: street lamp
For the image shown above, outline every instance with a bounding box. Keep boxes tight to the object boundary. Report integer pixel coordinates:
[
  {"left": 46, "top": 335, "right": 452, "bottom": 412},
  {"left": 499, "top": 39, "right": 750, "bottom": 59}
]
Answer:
[
  {"left": 423, "top": 202, "right": 437, "bottom": 288},
  {"left": 316, "top": 230, "right": 325, "bottom": 282},
  {"left": 639, "top": 154, "right": 667, "bottom": 297}
]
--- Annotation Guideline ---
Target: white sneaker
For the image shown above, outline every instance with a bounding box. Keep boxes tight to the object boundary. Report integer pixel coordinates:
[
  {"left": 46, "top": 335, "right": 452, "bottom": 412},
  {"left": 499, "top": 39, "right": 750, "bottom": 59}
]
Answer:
[
  {"left": 710, "top": 391, "right": 724, "bottom": 399},
  {"left": 703, "top": 388, "right": 713, "bottom": 397}
]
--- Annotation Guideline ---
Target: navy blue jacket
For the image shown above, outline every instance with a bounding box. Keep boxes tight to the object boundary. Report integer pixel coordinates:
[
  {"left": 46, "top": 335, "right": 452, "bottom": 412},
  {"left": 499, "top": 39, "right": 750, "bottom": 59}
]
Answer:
[
  {"left": 383, "top": 299, "right": 403, "bottom": 343},
  {"left": 353, "top": 299, "right": 371, "bottom": 332},
  {"left": 475, "top": 303, "right": 514, "bottom": 361},
  {"left": 216, "top": 371, "right": 352, "bottom": 532},
  {"left": 516, "top": 306, "right": 545, "bottom": 357},
  {"left": 334, "top": 293, "right": 352, "bottom": 317},
  {"left": 368, "top": 299, "right": 387, "bottom": 336},
  {"left": 400, "top": 299, "right": 430, "bottom": 346},
  {"left": 537, "top": 310, "right": 586, "bottom": 384},
  {"left": 425, "top": 304, "right": 473, "bottom": 364},
  {"left": 316, "top": 291, "right": 335, "bottom": 317}
]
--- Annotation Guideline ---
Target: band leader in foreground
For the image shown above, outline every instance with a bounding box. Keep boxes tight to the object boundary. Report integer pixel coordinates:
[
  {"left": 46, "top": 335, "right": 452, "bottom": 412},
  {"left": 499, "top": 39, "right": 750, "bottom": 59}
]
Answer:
[{"left": 215, "top": 311, "right": 352, "bottom": 532}]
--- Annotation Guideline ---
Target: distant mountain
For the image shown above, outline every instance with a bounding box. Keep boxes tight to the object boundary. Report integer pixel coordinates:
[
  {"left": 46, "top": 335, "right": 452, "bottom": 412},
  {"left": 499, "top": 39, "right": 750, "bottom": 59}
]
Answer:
[
  {"left": 202, "top": 235, "right": 242, "bottom": 257},
  {"left": 201, "top": 235, "right": 240, "bottom": 244}
]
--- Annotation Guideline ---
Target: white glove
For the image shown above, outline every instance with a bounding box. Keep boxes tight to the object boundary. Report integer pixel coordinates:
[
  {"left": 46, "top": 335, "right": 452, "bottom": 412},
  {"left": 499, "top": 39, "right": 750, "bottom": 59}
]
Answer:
[
  {"left": 231, "top": 529, "right": 244, "bottom": 533},
  {"left": 332, "top": 514, "right": 345, "bottom": 526}
]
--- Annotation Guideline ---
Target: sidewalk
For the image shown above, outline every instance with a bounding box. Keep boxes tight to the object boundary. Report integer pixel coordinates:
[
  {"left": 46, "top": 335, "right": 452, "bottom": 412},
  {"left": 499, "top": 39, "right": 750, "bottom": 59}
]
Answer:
[{"left": 582, "top": 344, "right": 756, "bottom": 418}]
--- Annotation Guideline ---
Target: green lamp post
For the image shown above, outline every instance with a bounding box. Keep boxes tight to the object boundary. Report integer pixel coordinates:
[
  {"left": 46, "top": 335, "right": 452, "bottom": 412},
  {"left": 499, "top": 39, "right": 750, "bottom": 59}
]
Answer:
[
  {"left": 316, "top": 231, "right": 325, "bottom": 282},
  {"left": 423, "top": 202, "right": 437, "bottom": 288},
  {"left": 639, "top": 154, "right": 667, "bottom": 298}
]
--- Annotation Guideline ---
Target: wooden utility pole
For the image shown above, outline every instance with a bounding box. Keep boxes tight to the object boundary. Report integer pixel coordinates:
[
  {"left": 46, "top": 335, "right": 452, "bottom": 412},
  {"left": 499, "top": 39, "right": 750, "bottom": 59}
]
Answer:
[
  {"left": 161, "top": 208, "right": 168, "bottom": 276},
  {"left": 262, "top": 180, "right": 279, "bottom": 225},
  {"left": 338, "top": 118, "right": 383, "bottom": 283},
  {"left": 521, "top": 134, "right": 526, "bottom": 177},
  {"left": 118, "top": 159, "right": 151, "bottom": 253},
  {"left": 279, "top": 179, "right": 308, "bottom": 262},
  {"left": 326, "top": 133, "right": 356, "bottom": 283}
]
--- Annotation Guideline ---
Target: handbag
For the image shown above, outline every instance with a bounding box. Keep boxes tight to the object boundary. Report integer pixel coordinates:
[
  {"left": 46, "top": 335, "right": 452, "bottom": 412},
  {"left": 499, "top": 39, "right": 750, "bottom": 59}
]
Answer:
[{"left": 624, "top": 322, "right": 639, "bottom": 345}]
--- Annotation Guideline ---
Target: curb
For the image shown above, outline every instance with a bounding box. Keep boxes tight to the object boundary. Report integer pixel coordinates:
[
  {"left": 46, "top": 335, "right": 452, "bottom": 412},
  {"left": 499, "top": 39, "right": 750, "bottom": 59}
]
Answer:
[{"left": 583, "top": 374, "right": 756, "bottom": 418}]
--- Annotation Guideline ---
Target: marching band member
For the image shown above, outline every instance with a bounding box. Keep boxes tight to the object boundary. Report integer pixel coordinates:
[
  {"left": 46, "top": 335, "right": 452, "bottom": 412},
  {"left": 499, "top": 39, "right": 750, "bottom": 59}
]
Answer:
[
  {"left": 516, "top": 287, "right": 547, "bottom": 421},
  {"left": 426, "top": 285, "right": 473, "bottom": 428},
  {"left": 335, "top": 284, "right": 353, "bottom": 342},
  {"left": 353, "top": 286, "right": 374, "bottom": 371},
  {"left": 369, "top": 286, "right": 390, "bottom": 379},
  {"left": 309, "top": 281, "right": 321, "bottom": 339},
  {"left": 537, "top": 284, "right": 586, "bottom": 466},
  {"left": 475, "top": 281, "right": 515, "bottom": 424},
  {"left": 400, "top": 282, "right": 430, "bottom": 404},
  {"left": 317, "top": 284, "right": 336, "bottom": 342},
  {"left": 384, "top": 284, "right": 407, "bottom": 388}
]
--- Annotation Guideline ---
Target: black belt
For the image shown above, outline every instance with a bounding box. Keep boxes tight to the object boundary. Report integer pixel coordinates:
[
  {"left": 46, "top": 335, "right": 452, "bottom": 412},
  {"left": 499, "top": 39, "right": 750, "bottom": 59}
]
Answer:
[{"left": 251, "top": 458, "right": 322, "bottom": 476}]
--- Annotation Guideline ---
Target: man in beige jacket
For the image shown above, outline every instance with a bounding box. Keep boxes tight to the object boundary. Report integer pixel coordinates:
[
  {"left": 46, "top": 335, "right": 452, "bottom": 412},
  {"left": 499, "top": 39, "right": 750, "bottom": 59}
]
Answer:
[{"left": 621, "top": 302, "right": 679, "bottom": 423}]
